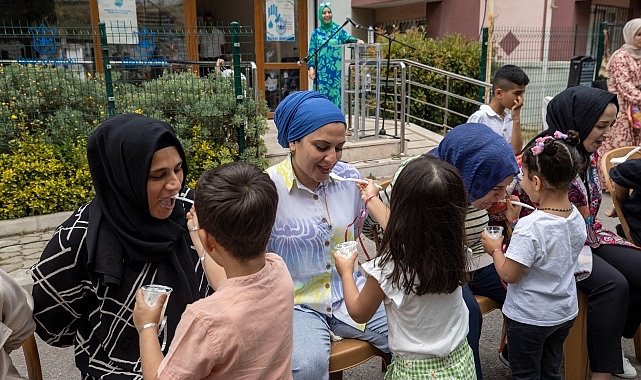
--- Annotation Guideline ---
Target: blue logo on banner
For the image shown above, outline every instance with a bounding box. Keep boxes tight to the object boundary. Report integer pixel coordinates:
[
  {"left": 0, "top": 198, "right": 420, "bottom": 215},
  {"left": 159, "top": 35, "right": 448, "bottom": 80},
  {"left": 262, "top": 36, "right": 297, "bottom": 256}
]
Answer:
[
  {"left": 135, "top": 28, "right": 156, "bottom": 57},
  {"left": 29, "top": 23, "right": 57, "bottom": 56}
]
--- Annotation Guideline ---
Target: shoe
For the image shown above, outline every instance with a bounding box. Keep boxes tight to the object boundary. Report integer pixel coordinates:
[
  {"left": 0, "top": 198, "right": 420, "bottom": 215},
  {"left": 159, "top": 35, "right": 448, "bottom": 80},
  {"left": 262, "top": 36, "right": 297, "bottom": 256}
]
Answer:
[
  {"left": 614, "top": 354, "right": 637, "bottom": 379},
  {"left": 498, "top": 351, "right": 509, "bottom": 367}
]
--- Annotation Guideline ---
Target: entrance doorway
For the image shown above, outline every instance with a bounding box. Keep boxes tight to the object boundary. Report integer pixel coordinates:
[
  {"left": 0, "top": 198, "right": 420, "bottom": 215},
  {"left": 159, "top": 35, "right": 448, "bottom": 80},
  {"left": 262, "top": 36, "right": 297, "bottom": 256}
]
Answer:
[{"left": 255, "top": 0, "right": 308, "bottom": 113}]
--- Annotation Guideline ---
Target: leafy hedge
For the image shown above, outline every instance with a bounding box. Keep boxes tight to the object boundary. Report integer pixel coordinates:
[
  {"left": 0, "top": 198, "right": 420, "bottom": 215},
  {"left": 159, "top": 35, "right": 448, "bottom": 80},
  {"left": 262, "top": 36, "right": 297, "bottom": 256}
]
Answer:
[
  {"left": 382, "top": 28, "right": 482, "bottom": 130},
  {"left": 0, "top": 64, "right": 269, "bottom": 220}
]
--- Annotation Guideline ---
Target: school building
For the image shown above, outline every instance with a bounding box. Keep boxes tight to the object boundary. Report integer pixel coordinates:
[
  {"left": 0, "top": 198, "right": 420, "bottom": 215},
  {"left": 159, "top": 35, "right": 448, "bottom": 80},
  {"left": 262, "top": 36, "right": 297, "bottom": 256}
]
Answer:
[{"left": 2, "top": 0, "right": 640, "bottom": 111}]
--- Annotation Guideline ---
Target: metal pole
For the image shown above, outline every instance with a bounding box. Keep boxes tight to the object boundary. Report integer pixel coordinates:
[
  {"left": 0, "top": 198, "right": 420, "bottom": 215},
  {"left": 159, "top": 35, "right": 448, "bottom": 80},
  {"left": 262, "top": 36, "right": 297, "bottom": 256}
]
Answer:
[
  {"left": 479, "top": 27, "right": 488, "bottom": 103},
  {"left": 230, "top": 22, "right": 245, "bottom": 155},
  {"left": 484, "top": 0, "right": 494, "bottom": 103},
  {"left": 98, "top": 22, "right": 115, "bottom": 117}
]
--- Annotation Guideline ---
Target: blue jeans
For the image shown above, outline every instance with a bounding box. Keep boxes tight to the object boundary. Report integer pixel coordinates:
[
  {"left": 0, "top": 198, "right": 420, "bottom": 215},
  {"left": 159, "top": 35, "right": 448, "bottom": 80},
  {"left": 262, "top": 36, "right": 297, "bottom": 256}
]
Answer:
[
  {"left": 505, "top": 316, "right": 575, "bottom": 380},
  {"left": 291, "top": 304, "right": 389, "bottom": 380},
  {"left": 469, "top": 264, "right": 507, "bottom": 304}
]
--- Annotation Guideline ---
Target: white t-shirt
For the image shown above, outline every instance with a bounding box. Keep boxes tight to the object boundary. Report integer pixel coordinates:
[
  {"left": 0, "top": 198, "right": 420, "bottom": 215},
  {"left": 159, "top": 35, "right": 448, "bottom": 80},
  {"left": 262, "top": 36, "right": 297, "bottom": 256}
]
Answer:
[
  {"left": 468, "top": 104, "right": 513, "bottom": 144},
  {"left": 361, "top": 258, "right": 469, "bottom": 359},
  {"left": 502, "top": 207, "right": 587, "bottom": 326},
  {"left": 199, "top": 27, "right": 225, "bottom": 58}
]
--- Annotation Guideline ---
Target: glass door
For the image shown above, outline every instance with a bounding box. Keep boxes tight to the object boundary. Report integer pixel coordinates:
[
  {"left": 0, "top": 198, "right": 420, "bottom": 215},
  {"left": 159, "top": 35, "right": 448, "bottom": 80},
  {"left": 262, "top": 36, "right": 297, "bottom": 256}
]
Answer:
[{"left": 256, "top": 0, "right": 308, "bottom": 113}]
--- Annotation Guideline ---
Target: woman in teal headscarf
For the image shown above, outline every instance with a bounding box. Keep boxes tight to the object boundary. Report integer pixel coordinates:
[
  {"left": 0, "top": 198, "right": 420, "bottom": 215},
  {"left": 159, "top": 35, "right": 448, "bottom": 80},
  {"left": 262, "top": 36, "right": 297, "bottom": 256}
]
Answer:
[{"left": 308, "top": 3, "right": 363, "bottom": 108}]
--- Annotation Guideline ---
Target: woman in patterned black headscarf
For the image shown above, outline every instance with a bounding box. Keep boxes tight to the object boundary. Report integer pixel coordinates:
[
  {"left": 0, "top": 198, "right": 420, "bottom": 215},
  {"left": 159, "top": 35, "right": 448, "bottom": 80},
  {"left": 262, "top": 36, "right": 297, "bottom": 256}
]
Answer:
[{"left": 31, "top": 113, "right": 211, "bottom": 379}]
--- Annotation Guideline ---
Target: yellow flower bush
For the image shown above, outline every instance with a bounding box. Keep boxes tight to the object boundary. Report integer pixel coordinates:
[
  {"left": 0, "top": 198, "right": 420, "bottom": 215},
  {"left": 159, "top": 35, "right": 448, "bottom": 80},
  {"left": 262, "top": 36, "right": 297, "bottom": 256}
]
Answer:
[{"left": 0, "top": 65, "right": 269, "bottom": 220}]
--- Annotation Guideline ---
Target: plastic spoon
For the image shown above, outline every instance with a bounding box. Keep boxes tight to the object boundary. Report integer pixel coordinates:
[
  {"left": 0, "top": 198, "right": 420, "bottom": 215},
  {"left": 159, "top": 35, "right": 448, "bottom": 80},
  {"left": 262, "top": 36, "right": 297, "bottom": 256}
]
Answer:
[
  {"left": 610, "top": 146, "right": 641, "bottom": 164},
  {"left": 498, "top": 199, "right": 536, "bottom": 210},
  {"left": 329, "top": 172, "right": 383, "bottom": 189},
  {"left": 171, "top": 195, "right": 194, "bottom": 204}
]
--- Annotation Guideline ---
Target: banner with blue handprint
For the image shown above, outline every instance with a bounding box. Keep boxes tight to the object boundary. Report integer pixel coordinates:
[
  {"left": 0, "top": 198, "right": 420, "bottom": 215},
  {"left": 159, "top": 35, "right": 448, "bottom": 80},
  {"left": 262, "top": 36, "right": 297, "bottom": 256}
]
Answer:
[{"left": 266, "top": 0, "right": 295, "bottom": 42}]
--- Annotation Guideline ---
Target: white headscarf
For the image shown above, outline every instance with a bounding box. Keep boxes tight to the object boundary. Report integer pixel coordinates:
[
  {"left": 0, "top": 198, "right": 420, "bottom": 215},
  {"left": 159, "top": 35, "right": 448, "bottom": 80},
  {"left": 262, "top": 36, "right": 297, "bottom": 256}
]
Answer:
[{"left": 622, "top": 18, "right": 641, "bottom": 59}]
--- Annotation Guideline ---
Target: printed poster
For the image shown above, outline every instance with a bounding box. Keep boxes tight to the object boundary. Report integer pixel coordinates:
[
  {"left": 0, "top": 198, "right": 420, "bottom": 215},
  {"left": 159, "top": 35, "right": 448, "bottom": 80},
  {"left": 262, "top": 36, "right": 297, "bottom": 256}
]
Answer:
[
  {"left": 265, "top": 0, "right": 295, "bottom": 42},
  {"left": 98, "top": 0, "right": 139, "bottom": 44}
]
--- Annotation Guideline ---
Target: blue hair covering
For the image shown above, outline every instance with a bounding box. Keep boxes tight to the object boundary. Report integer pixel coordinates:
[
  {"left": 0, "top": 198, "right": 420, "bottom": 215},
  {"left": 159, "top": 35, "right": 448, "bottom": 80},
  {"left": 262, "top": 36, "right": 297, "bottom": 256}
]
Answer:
[
  {"left": 274, "top": 91, "right": 346, "bottom": 148},
  {"left": 430, "top": 123, "right": 519, "bottom": 202}
]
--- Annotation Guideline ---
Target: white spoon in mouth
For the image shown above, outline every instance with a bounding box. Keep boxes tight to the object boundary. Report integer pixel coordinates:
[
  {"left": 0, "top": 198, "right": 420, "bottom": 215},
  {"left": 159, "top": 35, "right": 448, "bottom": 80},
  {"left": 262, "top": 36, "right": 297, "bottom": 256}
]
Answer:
[
  {"left": 610, "top": 146, "right": 641, "bottom": 164},
  {"left": 329, "top": 172, "right": 383, "bottom": 190},
  {"left": 498, "top": 199, "right": 536, "bottom": 210},
  {"left": 171, "top": 194, "right": 194, "bottom": 204}
]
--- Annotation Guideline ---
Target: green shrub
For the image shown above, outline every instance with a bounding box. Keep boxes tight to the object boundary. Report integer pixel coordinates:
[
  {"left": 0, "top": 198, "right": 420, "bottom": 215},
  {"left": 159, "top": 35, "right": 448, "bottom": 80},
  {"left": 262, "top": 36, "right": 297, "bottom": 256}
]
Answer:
[
  {"left": 0, "top": 65, "right": 269, "bottom": 220},
  {"left": 0, "top": 136, "right": 93, "bottom": 219},
  {"left": 382, "top": 28, "right": 482, "bottom": 131}
]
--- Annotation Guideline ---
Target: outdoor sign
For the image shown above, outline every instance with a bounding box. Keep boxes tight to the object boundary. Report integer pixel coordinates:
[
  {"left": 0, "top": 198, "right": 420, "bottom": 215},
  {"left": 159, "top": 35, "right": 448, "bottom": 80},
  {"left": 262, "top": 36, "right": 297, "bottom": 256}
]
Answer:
[
  {"left": 98, "top": 0, "right": 139, "bottom": 44},
  {"left": 265, "top": 0, "right": 295, "bottom": 42}
]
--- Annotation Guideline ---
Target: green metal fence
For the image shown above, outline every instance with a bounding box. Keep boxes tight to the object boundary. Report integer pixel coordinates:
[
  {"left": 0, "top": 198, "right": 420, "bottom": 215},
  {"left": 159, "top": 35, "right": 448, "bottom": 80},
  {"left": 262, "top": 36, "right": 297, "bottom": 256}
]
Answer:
[
  {"left": 481, "top": 22, "right": 624, "bottom": 134},
  {"left": 0, "top": 21, "right": 262, "bottom": 157}
]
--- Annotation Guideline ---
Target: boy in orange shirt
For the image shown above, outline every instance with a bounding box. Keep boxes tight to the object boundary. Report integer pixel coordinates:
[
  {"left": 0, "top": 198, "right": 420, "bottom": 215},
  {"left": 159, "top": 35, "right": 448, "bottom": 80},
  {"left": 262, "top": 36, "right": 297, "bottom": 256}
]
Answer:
[{"left": 134, "top": 162, "right": 294, "bottom": 380}]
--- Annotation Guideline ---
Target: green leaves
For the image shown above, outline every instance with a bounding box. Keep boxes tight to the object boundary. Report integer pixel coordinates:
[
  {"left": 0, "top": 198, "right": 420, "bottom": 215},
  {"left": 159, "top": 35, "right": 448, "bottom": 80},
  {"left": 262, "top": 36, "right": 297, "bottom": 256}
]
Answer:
[{"left": 0, "top": 65, "right": 270, "bottom": 220}]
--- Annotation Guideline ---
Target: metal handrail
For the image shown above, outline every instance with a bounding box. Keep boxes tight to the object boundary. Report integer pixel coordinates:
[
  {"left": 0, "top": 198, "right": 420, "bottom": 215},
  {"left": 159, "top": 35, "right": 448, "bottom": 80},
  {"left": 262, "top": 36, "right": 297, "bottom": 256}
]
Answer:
[{"left": 355, "top": 58, "right": 490, "bottom": 154}]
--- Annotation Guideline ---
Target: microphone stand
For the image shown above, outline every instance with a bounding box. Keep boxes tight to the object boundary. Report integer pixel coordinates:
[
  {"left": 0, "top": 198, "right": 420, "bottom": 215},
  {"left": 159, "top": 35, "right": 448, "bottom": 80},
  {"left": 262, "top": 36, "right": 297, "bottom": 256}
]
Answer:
[
  {"left": 298, "top": 18, "right": 353, "bottom": 92},
  {"left": 375, "top": 30, "right": 416, "bottom": 136}
]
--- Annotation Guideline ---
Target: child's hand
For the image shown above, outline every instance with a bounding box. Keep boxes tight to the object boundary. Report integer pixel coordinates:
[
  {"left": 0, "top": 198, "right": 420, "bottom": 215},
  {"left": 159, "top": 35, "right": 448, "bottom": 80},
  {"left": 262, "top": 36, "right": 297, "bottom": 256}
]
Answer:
[
  {"left": 333, "top": 251, "right": 358, "bottom": 278},
  {"left": 357, "top": 179, "right": 379, "bottom": 201},
  {"left": 133, "top": 288, "right": 167, "bottom": 333},
  {"left": 504, "top": 195, "right": 522, "bottom": 222},
  {"left": 187, "top": 205, "right": 199, "bottom": 233},
  {"left": 481, "top": 231, "right": 503, "bottom": 256},
  {"left": 512, "top": 95, "right": 524, "bottom": 112}
]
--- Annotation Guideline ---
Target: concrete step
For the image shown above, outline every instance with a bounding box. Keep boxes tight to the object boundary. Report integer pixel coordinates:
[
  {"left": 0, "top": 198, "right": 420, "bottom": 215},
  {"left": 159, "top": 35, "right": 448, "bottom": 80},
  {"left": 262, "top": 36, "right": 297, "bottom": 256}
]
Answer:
[{"left": 264, "top": 118, "right": 443, "bottom": 180}]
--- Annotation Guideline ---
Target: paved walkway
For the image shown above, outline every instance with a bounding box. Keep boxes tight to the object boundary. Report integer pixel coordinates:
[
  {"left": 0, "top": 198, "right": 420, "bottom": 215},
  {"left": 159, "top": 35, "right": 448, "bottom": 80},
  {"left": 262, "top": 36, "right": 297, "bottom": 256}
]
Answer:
[{"left": 0, "top": 228, "right": 57, "bottom": 286}]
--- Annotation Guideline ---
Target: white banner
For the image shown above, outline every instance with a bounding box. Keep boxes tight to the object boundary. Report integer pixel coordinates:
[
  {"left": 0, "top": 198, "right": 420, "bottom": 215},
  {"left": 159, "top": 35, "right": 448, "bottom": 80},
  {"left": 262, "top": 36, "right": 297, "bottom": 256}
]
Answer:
[{"left": 98, "top": 0, "right": 139, "bottom": 44}]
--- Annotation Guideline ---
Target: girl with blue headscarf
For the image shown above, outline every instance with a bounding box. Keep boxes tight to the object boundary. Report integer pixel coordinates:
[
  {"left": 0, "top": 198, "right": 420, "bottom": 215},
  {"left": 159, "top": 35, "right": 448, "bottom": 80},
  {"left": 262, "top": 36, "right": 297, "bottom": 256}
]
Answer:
[
  {"left": 361, "top": 123, "right": 520, "bottom": 380},
  {"left": 307, "top": 3, "right": 363, "bottom": 108},
  {"left": 266, "top": 91, "right": 389, "bottom": 380}
]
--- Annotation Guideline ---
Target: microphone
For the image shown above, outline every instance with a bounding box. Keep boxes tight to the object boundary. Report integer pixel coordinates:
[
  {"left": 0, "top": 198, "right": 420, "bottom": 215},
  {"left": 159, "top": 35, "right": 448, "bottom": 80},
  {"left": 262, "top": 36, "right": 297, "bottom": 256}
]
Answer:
[
  {"left": 346, "top": 17, "right": 361, "bottom": 29},
  {"left": 297, "top": 57, "right": 308, "bottom": 66}
]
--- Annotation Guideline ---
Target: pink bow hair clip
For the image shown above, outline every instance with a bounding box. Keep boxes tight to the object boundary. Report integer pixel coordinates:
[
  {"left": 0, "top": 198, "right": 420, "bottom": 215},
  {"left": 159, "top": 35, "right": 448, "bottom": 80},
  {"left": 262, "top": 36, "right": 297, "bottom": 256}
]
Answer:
[
  {"left": 553, "top": 131, "right": 568, "bottom": 140},
  {"left": 531, "top": 136, "right": 552, "bottom": 156}
]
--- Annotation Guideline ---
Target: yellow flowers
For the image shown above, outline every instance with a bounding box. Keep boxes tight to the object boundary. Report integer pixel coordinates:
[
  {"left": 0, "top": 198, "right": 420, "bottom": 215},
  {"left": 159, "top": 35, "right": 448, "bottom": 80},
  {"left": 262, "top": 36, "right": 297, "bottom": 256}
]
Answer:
[
  {"left": 10, "top": 115, "right": 17, "bottom": 120},
  {"left": 134, "top": 109, "right": 143, "bottom": 114}
]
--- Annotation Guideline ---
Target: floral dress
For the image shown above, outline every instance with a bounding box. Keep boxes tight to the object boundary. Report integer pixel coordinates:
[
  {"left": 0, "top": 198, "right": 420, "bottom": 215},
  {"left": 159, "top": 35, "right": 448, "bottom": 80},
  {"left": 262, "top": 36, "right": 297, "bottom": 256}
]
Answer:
[
  {"left": 308, "top": 26, "right": 357, "bottom": 108},
  {"left": 600, "top": 48, "right": 641, "bottom": 160}
]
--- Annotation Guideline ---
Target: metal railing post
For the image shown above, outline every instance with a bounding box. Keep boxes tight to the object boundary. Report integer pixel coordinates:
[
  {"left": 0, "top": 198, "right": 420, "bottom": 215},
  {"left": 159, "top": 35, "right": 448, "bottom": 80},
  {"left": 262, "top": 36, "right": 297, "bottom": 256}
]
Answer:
[
  {"left": 98, "top": 22, "right": 115, "bottom": 117},
  {"left": 230, "top": 22, "right": 245, "bottom": 155},
  {"left": 400, "top": 63, "right": 406, "bottom": 154}
]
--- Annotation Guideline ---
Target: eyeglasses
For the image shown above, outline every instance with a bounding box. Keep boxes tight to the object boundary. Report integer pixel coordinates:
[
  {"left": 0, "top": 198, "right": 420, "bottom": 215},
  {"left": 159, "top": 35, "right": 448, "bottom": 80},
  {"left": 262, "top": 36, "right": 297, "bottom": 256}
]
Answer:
[{"left": 320, "top": 2, "right": 330, "bottom": 7}]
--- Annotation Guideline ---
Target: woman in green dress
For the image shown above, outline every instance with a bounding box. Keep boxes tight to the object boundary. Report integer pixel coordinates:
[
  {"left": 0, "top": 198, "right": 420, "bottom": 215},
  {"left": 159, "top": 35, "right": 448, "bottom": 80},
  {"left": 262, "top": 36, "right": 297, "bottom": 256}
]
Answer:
[{"left": 307, "top": 3, "right": 363, "bottom": 108}]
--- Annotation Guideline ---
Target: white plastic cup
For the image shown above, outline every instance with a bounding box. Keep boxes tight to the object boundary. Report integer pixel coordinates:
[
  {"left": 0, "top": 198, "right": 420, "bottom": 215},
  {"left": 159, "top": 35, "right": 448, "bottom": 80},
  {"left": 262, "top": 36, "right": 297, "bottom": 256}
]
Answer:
[
  {"left": 333, "top": 241, "right": 359, "bottom": 272},
  {"left": 334, "top": 241, "right": 358, "bottom": 259},
  {"left": 484, "top": 226, "right": 504, "bottom": 240},
  {"left": 141, "top": 284, "right": 173, "bottom": 322}
]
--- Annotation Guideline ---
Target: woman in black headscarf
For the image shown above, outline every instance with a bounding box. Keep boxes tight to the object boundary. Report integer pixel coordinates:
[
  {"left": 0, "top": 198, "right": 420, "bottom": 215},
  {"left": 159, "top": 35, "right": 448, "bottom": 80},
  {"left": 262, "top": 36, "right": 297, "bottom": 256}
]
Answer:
[
  {"left": 31, "top": 113, "right": 211, "bottom": 379},
  {"left": 518, "top": 86, "right": 641, "bottom": 379}
]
